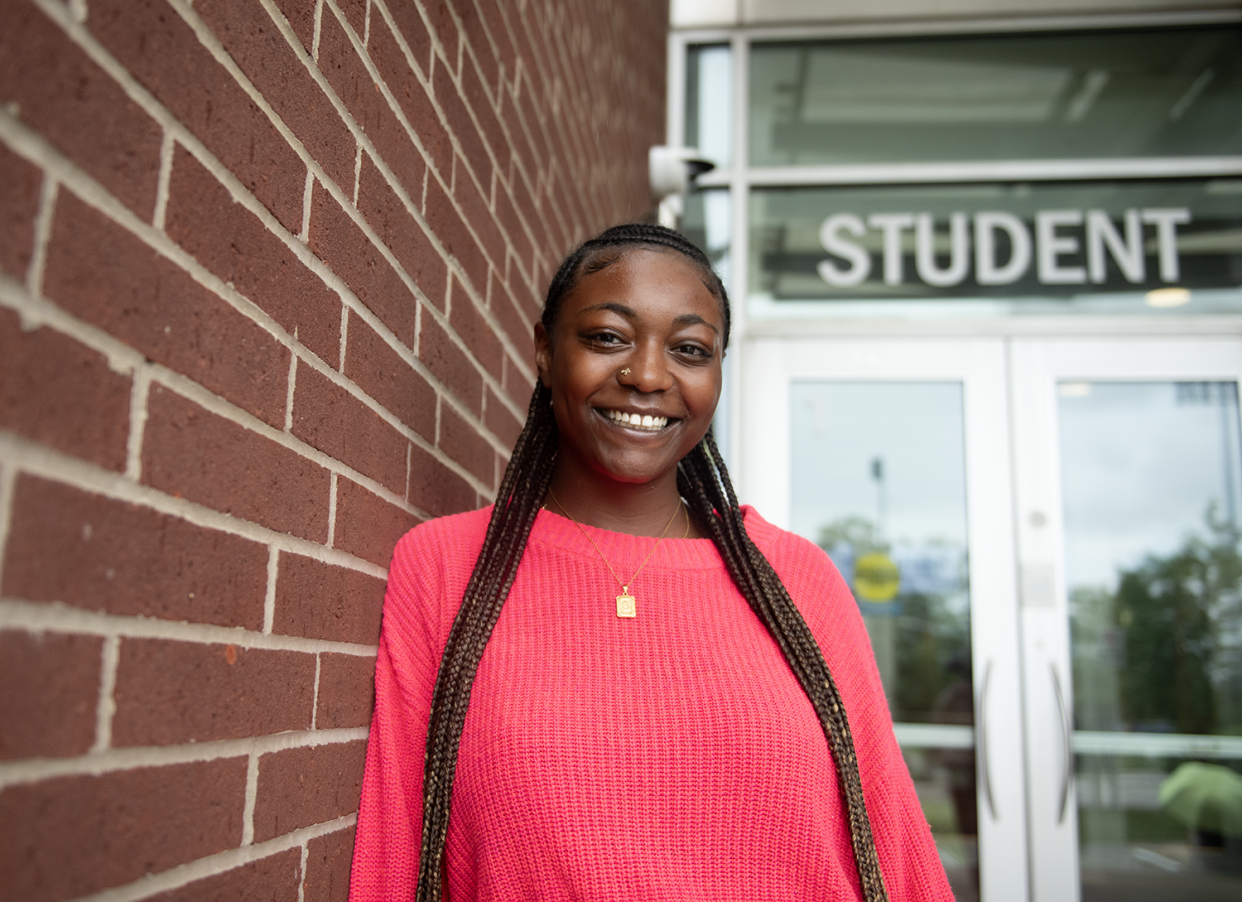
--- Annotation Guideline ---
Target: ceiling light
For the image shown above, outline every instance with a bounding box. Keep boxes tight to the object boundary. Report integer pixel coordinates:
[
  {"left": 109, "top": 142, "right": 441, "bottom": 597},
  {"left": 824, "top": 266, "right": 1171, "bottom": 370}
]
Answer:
[{"left": 1145, "top": 287, "right": 1191, "bottom": 308}]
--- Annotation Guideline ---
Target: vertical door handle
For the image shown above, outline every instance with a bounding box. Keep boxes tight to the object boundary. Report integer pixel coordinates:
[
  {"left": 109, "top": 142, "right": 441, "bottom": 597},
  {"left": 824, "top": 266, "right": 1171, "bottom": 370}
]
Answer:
[
  {"left": 1051, "top": 664, "right": 1072, "bottom": 824},
  {"left": 977, "top": 659, "right": 996, "bottom": 820}
]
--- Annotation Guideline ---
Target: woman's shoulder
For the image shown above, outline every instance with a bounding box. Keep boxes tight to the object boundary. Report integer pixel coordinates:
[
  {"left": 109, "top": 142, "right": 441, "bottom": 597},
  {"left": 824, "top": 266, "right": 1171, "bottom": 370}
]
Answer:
[
  {"left": 741, "top": 505, "right": 840, "bottom": 576},
  {"left": 392, "top": 505, "right": 493, "bottom": 564}
]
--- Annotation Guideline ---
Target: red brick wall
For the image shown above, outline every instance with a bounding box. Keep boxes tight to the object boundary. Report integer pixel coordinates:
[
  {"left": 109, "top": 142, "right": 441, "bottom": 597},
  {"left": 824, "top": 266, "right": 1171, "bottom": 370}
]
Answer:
[{"left": 0, "top": 1, "right": 666, "bottom": 899}]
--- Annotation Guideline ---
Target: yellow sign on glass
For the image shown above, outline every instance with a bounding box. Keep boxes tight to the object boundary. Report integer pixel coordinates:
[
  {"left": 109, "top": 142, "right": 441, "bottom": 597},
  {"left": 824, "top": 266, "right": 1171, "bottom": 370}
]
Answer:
[{"left": 853, "top": 552, "right": 900, "bottom": 602}]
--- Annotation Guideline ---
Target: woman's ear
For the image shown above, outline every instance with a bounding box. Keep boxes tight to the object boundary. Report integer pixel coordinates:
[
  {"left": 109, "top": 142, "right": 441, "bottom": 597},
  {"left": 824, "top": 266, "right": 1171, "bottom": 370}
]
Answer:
[{"left": 534, "top": 321, "right": 552, "bottom": 388}]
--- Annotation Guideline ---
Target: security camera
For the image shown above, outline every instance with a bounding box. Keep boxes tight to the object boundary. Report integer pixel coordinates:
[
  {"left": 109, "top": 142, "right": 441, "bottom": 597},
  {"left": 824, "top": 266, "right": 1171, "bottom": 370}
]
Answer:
[
  {"left": 649, "top": 145, "right": 715, "bottom": 201},
  {"left": 649, "top": 146, "right": 715, "bottom": 227}
]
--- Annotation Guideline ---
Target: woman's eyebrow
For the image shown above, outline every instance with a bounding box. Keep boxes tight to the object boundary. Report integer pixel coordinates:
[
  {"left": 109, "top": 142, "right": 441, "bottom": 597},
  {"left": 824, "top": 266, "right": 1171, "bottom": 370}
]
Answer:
[
  {"left": 579, "top": 301, "right": 636, "bottom": 318},
  {"left": 673, "top": 313, "right": 719, "bottom": 333}
]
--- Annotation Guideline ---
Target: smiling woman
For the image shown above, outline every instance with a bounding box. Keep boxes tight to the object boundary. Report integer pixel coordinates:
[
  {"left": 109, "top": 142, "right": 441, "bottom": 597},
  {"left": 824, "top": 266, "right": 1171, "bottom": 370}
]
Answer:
[{"left": 348, "top": 224, "right": 953, "bottom": 902}]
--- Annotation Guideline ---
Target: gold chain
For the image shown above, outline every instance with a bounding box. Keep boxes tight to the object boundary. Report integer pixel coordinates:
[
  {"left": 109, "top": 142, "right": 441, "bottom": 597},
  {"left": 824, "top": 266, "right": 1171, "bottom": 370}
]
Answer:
[{"left": 546, "top": 487, "right": 688, "bottom": 618}]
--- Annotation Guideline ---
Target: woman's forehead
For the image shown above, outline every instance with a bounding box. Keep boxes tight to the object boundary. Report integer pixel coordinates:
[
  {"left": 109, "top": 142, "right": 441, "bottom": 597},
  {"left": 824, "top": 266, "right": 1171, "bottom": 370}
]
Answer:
[{"left": 562, "top": 248, "right": 724, "bottom": 324}]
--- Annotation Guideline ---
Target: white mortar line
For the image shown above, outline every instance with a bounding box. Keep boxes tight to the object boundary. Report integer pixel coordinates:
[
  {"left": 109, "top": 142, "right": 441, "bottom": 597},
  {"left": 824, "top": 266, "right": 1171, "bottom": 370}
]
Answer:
[
  {"left": 310, "top": 654, "right": 321, "bottom": 730},
  {"left": 0, "top": 463, "right": 16, "bottom": 590},
  {"left": 242, "top": 751, "right": 259, "bottom": 846},
  {"left": 25, "top": 173, "right": 57, "bottom": 298},
  {"left": 0, "top": 433, "right": 391, "bottom": 578},
  {"left": 362, "top": 0, "right": 372, "bottom": 45},
  {"left": 338, "top": 304, "right": 349, "bottom": 374},
  {"left": 71, "top": 815, "right": 358, "bottom": 902},
  {"left": 19, "top": 4, "right": 530, "bottom": 422},
  {"left": 67, "top": 0, "right": 87, "bottom": 24},
  {"left": 263, "top": 545, "right": 280, "bottom": 635},
  {"left": 123, "top": 365, "right": 151, "bottom": 482},
  {"left": 0, "top": 727, "right": 370, "bottom": 790},
  {"left": 152, "top": 131, "right": 175, "bottom": 231},
  {"left": 326, "top": 473, "right": 338, "bottom": 549},
  {"left": 351, "top": 140, "right": 362, "bottom": 207},
  {"left": 1, "top": 272, "right": 487, "bottom": 505},
  {"left": 312, "top": 0, "right": 325, "bottom": 61},
  {"left": 91, "top": 635, "right": 120, "bottom": 754},
  {"left": 0, "top": 599, "right": 378, "bottom": 657},
  {"left": 283, "top": 349, "right": 298, "bottom": 434},
  {"left": 0, "top": 112, "right": 525, "bottom": 451},
  {"left": 299, "top": 167, "right": 314, "bottom": 242},
  {"left": 298, "top": 842, "right": 310, "bottom": 902},
  {"left": 404, "top": 443, "right": 411, "bottom": 501}
]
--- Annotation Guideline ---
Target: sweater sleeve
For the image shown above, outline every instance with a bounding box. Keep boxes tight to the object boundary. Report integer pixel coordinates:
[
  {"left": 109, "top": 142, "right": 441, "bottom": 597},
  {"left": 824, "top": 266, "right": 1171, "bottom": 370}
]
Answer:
[
  {"left": 349, "top": 522, "right": 462, "bottom": 901},
  {"left": 749, "top": 514, "right": 955, "bottom": 901}
]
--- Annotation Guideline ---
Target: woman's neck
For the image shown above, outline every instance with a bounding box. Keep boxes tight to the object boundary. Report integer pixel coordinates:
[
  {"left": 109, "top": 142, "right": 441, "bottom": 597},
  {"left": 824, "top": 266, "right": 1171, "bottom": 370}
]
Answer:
[{"left": 544, "top": 464, "right": 688, "bottom": 538}]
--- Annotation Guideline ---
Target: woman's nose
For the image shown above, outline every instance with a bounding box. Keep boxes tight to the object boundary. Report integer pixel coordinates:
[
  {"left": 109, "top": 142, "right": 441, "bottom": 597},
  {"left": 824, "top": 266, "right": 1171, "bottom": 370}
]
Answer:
[{"left": 619, "top": 343, "right": 673, "bottom": 392}]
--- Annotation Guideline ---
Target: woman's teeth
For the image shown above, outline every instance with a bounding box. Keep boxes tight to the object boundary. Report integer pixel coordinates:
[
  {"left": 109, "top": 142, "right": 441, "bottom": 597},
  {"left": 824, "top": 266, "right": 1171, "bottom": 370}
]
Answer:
[{"left": 604, "top": 409, "right": 668, "bottom": 431}]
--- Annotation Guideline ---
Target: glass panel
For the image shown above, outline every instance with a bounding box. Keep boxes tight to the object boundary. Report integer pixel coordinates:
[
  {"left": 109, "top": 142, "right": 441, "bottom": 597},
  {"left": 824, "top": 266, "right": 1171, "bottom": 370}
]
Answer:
[
  {"left": 749, "top": 179, "right": 1242, "bottom": 319},
  {"left": 682, "top": 188, "right": 733, "bottom": 463},
  {"left": 1059, "top": 381, "right": 1242, "bottom": 900},
  {"left": 685, "top": 43, "right": 732, "bottom": 168},
  {"left": 749, "top": 28, "right": 1242, "bottom": 166},
  {"left": 790, "top": 381, "right": 977, "bottom": 901}
]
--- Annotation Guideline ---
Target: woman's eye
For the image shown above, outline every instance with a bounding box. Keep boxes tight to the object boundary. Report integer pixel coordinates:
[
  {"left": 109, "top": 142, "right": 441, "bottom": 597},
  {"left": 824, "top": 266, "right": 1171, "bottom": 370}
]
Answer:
[
  {"left": 675, "top": 344, "right": 712, "bottom": 359},
  {"left": 586, "top": 332, "right": 622, "bottom": 345}
]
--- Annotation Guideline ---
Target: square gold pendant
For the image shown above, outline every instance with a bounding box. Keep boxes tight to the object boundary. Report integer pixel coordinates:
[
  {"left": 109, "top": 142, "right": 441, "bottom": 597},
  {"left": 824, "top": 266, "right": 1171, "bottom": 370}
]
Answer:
[{"left": 616, "top": 593, "right": 637, "bottom": 618}]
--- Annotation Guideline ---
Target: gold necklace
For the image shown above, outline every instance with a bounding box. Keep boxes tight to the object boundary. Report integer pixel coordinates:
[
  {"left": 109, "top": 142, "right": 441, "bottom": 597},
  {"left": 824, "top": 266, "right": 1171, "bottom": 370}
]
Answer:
[{"left": 546, "top": 487, "right": 689, "bottom": 618}]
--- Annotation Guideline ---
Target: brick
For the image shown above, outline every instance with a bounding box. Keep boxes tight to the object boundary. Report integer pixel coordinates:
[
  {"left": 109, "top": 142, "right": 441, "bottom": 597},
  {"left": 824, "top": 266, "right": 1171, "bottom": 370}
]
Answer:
[
  {"left": 0, "top": 759, "right": 247, "bottom": 901},
  {"left": 439, "top": 402, "right": 493, "bottom": 485},
  {"left": 335, "top": 0, "right": 366, "bottom": 38},
  {"left": 369, "top": 13, "right": 450, "bottom": 177},
  {"left": 458, "top": 1, "right": 499, "bottom": 95},
  {"left": 253, "top": 741, "right": 366, "bottom": 842},
  {"left": 448, "top": 279, "right": 502, "bottom": 382},
  {"left": 0, "top": 630, "right": 101, "bottom": 759},
  {"left": 484, "top": 383, "right": 524, "bottom": 450},
  {"left": 317, "top": 9, "right": 426, "bottom": 205},
  {"left": 272, "top": 553, "right": 385, "bottom": 645},
  {"left": 195, "top": 0, "right": 356, "bottom": 196},
  {"left": 0, "top": 3, "right": 161, "bottom": 219},
  {"left": 499, "top": 89, "right": 536, "bottom": 193},
  {"left": 460, "top": 53, "right": 511, "bottom": 180},
  {"left": 291, "top": 362, "right": 408, "bottom": 495},
  {"left": 0, "top": 143, "right": 42, "bottom": 278},
  {"left": 492, "top": 178, "right": 534, "bottom": 277},
  {"left": 303, "top": 828, "right": 355, "bottom": 902},
  {"left": 316, "top": 653, "right": 377, "bottom": 729},
  {"left": 425, "top": 173, "right": 487, "bottom": 296},
  {"left": 165, "top": 147, "right": 342, "bottom": 368},
  {"left": 453, "top": 154, "right": 505, "bottom": 273},
  {"left": 424, "top": 0, "right": 460, "bottom": 72},
  {"left": 419, "top": 313, "right": 482, "bottom": 413},
  {"left": 153, "top": 849, "right": 302, "bottom": 902},
  {"left": 0, "top": 308, "right": 131, "bottom": 471},
  {"left": 432, "top": 63, "right": 492, "bottom": 189},
  {"left": 88, "top": 0, "right": 304, "bottom": 231},
  {"left": 141, "top": 387, "right": 330, "bottom": 542},
  {"left": 382, "top": 0, "right": 433, "bottom": 77},
  {"left": 1, "top": 475, "right": 269, "bottom": 627},
  {"left": 407, "top": 442, "right": 476, "bottom": 520},
  {"left": 479, "top": 0, "right": 517, "bottom": 82},
  {"left": 111, "top": 639, "right": 315, "bottom": 746},
  {"left": 342, "top": 316, "right": 435, "bottom": 441},
  {"left": 489, "top": 267, "right": 536, "bottom": 351},
  {"left": 307, "top": 183, "right": 416, "bottom": 348},
  {"left": 43, "top": 193, "right": 289, "bottom": 428},
  {"left": 271, "top": 0, "right": 316, "bottom": 53},
  {"left": 356, "top": 154, "right": 447, "bottom": 309},
  {"left": 332, "top": 477, "right": 420, "bottom": 568}
]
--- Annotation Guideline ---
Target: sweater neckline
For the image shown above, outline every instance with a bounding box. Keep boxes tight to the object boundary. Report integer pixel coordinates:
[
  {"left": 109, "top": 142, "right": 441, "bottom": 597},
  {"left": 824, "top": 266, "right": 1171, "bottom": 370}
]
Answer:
[{"left": 529, "top": 506, "right": 757, "bottom": 571}]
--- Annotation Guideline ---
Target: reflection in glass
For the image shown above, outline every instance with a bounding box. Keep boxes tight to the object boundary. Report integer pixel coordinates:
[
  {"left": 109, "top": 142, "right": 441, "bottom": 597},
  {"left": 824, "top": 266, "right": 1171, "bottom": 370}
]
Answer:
[
  {"left": 749, "top": 28, "right": 1242, "bottom": 167},
  {"left": 1060, "top": 381, "right": 1242, "bottom": 900},
  {"left": 685, "top": 44, "right": 731, "bottom": 168},
  {"left": 790, "top": 381, "right": 976, "bottom": 900},
  {"left": 747, "top": 180, "right": 1242, "bottom": 319}
]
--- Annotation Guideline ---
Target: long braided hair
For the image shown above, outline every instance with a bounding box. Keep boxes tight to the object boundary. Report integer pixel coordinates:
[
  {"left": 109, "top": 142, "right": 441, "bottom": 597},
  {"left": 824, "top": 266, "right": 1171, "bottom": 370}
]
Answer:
[{"left": 416, "top": 223, "right": 889, "bottom": 901}]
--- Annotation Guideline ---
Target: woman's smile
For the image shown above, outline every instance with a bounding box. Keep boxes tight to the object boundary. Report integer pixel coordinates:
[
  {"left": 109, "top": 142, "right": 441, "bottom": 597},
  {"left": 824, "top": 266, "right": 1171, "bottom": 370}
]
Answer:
[{"left": 535, "top": 246, "right": 725, "bottom": 493}]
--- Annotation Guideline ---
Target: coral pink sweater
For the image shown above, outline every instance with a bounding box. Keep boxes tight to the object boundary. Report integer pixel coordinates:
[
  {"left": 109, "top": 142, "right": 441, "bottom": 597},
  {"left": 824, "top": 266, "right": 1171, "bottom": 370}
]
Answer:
[{"left": 350, "top": 505, "right": 952, "bottom": 901}]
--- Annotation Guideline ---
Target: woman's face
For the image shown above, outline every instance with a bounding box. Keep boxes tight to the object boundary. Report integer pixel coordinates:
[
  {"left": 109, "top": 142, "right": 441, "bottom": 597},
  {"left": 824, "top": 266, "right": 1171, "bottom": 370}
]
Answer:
[{"left": 535, "top": 248, "right": 725, "bottom": 487}]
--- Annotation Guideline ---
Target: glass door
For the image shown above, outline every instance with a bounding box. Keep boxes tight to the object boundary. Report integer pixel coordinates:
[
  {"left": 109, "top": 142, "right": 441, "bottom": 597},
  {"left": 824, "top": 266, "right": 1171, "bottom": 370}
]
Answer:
[
  {"left": 1012, "top": 338, "right": 1242, "bottom": 902},
  {"left": 742, "top": 336, "right": 1029, "bottom": 902}
]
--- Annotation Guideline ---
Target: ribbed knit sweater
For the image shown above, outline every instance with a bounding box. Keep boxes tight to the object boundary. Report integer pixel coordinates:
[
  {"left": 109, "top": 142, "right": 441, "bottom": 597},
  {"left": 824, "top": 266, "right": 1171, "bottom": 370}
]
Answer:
[{"left": 350, "top": 505, "right": 952, "bottom": 901}]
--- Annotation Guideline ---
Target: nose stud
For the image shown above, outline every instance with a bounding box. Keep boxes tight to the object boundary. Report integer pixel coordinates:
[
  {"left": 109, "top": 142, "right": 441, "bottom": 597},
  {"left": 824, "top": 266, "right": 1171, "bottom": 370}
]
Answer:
[{"left": 620, "top": 368, "right": 631, "bottom": 376}]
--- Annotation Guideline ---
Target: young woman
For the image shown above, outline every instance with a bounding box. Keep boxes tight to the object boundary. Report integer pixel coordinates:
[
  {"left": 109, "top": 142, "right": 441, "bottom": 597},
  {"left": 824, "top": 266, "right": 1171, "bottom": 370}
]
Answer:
[{"left": 349, "top": 224, "right": 953, "bottom": 901}]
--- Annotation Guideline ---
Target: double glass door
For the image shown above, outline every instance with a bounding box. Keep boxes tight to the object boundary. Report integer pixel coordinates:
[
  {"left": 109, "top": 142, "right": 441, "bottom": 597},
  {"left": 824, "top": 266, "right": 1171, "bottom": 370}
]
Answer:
[{"left": 741, "top": 335, "right": 1242, "bottom": 901}]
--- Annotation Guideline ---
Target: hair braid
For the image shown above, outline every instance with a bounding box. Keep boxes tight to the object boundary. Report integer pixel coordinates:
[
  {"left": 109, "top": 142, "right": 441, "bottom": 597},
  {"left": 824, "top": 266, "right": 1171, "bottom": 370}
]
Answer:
[{"left": 415, "top": 224, "right": 888, "bottom": 902}]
